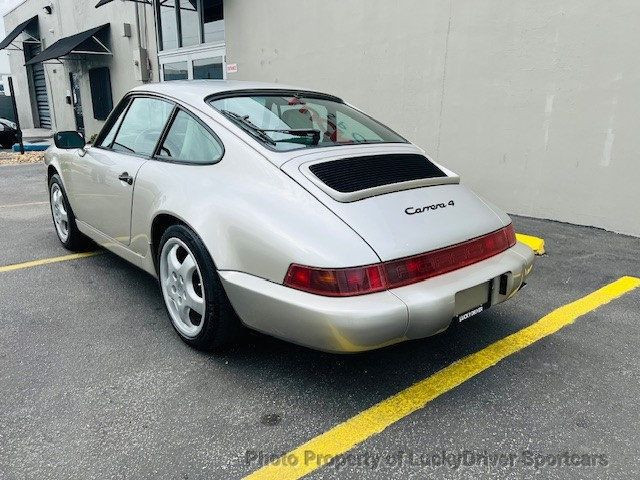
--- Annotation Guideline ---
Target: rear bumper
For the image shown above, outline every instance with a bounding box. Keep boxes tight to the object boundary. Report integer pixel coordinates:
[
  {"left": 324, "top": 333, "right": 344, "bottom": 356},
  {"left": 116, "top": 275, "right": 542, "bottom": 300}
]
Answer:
[{"left": 219, "top": 242, "right": 535, "bottom": 353}]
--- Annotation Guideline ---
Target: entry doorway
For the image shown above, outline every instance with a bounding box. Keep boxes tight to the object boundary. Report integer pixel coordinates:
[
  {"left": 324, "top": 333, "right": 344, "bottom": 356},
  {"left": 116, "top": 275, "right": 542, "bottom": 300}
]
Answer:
[
  {"left": 24, "top": 43, "right": 51, "bottom": 129},
  {"left": 69, "top": 73, "right": 84, "bottom": 135}
]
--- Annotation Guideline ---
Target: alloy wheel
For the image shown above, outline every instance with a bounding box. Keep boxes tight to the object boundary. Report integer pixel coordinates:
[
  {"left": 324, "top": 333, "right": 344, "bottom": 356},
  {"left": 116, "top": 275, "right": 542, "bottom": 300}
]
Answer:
[
  {"left": 50, "top": 183, "right": 69, "bottom": 242},
  {"left": 160, "top": 237, "right": 206, "bottom": 338}
]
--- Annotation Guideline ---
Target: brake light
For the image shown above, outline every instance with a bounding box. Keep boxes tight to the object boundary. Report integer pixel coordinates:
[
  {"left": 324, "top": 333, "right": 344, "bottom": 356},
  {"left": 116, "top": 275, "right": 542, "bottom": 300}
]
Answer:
[
  {"left": 284, "top": 264, "right": 386, "bottom": 297},
  {"left": 383, "top": 223, "right": 516, "bottom": 289},
  {"left": 284, "top": 225, "right": 516, "bottom": 296}
]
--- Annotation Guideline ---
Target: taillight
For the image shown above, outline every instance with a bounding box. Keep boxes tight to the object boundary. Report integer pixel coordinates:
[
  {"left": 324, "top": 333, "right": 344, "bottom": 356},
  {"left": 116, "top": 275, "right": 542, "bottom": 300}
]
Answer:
[
  {"left": 284, "top": 264, "right": 386, "bottom": 297},
  {"left": 383, "top": 223, "right": 516, "bottom": 289},
  {"left": 284, "top": 225, "right": 516, "bottom": 296}
]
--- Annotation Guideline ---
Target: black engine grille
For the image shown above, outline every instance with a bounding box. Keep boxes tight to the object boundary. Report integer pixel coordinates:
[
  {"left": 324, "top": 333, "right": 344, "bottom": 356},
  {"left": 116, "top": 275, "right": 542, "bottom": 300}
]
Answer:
[{"left": 309, "top": 154, "right": 446, "bottom": 193}]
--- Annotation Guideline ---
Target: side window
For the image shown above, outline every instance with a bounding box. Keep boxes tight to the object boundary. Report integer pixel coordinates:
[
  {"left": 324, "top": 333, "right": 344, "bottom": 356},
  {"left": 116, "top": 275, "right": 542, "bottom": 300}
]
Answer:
[
  {"left": 111, "top": 97, "right": 173, "bottom": 156},
  {"left": 157, "top": 110, "right": 223, "bottom": 164},
  {"left": 97, "top": 99, "right": 129, "bottom": 148}
]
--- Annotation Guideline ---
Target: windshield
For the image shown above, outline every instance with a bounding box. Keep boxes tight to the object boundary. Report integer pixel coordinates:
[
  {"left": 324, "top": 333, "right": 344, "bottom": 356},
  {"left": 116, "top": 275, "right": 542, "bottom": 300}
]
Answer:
[{"left": 208, "top": 93, "right": 406, "bottom": 151}]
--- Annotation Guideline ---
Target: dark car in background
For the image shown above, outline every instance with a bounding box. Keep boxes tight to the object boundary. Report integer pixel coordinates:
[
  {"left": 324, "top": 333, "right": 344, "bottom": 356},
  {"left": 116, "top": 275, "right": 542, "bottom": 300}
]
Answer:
[{"left": 0, "top": 118, "right": 20, "bottom": 149}]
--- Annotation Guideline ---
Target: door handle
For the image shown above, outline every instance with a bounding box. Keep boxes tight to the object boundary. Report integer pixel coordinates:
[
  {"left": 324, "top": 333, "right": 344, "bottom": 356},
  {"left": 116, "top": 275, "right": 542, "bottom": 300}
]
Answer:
[{"left": 118, "top": 172, "right": 133, "bottom": 185}]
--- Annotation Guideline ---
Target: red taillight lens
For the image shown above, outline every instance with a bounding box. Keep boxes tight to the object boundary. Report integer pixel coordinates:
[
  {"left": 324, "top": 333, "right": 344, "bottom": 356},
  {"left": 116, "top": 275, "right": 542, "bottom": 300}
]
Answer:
[
  {"left": 383, "top": 224, "right": 516, "bottom": 289},
  {"left": 284, "top": 225, "right": 516, "bottom": 296},
  {"left": 284, "top": 264, "right": 386, "bottom": 297}
]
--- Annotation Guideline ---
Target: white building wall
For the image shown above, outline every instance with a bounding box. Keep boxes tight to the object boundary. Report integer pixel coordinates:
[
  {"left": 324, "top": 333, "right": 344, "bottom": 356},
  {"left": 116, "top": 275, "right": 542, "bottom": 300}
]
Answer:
[
  {"left": 224, "top": 0, "right": 640, "bottom": 237},
  {"left": 4, "top": 0, "right": 159, "bottom": 138}
]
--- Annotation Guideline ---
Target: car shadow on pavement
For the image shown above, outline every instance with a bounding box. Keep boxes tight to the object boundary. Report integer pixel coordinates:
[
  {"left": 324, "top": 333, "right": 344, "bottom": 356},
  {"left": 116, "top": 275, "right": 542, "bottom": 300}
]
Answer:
[{"left": 97, "top": 246, "right": 544, "bottom": 411}]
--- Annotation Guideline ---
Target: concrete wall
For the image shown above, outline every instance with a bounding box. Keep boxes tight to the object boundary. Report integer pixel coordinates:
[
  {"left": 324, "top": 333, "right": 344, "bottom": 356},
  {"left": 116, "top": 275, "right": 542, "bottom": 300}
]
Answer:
[
  {"left": 4, "top": 0, "right": 159, "bottom": 139},
  {"left": 225, "top": 0, "right": 640, "bottom": 237}
]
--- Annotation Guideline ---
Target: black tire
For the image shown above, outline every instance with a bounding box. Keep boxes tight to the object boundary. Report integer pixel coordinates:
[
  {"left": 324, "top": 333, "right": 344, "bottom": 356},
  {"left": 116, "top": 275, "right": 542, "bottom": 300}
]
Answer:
[
  {"left": 158, "top": 224, "right": 243, "bottom": 350},
  {"left": 48, "top": 173, "right": 89, "bottom": 251}
]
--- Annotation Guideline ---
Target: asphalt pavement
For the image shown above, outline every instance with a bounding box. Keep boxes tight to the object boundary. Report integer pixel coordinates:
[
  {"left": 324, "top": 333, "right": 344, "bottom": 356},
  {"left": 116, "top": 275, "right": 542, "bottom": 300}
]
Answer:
[{"left": 0, "top": 163, "right": 638, "bottom": 479}]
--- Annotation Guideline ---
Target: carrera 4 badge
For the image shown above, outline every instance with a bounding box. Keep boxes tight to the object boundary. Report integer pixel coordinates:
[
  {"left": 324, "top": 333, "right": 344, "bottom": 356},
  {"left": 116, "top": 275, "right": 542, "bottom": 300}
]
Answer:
[{"left": 405, "top": 200, "right": 455, "bottom": 215}]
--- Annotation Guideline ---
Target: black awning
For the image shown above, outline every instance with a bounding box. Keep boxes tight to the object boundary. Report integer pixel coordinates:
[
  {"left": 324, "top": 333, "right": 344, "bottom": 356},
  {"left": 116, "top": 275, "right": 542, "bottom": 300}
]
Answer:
[
  {"left": 0, "top": 15, "right": 38, "bottom": 50},
  {"left": 95, "top": 0, "right": 152, "bottom": 7},
  {"left": 26, "top": 24, "right": 110, "bottom": 65}
]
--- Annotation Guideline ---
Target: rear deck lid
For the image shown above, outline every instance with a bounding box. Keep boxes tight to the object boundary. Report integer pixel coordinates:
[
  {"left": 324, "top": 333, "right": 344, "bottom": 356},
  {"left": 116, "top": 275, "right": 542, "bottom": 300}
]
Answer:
[{"left": 281, "top": 145, "right": 508, "bottom": 261}]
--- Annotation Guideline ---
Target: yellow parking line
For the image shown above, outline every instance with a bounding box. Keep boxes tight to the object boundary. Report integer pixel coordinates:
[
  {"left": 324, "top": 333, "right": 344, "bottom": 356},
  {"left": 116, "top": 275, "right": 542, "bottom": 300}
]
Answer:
[
  {"left": 0, "top": 251, "right": 101, "bottom": 273},
  {"left": 245, "top": 276, "right": 640, "bottom": 480},
  {"left": 516, "top": 233, "right": 545, "bottom": 255},
  {"left": 0, "top": 201, "right": 49, "bottom": 209}
]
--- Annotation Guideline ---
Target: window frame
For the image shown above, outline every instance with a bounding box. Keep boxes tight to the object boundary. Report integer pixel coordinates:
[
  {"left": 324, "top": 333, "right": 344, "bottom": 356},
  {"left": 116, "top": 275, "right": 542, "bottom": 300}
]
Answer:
[
  {"left": 152, "top": 104, "right": 225, "bottom": 166},
  {"left": 93, "top": 93, "right": 174, "bottom": 160}
]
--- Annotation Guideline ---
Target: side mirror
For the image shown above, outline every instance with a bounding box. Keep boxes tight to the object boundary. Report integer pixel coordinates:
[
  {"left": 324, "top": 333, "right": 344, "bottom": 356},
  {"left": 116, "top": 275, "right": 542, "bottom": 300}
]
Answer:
[{"left": 53, "top": 131, "right": 86, "bottom": 150}]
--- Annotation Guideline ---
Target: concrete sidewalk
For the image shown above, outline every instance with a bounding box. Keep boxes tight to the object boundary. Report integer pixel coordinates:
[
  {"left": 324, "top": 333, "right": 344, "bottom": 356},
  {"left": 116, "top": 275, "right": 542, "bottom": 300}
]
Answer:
[{"left": 21, "top": 127, "right": 52, "bottom": 143}]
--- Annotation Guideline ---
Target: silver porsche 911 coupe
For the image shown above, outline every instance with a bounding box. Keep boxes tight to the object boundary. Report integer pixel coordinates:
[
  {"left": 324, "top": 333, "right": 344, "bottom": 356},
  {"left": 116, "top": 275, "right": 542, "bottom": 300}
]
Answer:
[{"left": 46, "top": 80, "right": 534, "bottom": 353}]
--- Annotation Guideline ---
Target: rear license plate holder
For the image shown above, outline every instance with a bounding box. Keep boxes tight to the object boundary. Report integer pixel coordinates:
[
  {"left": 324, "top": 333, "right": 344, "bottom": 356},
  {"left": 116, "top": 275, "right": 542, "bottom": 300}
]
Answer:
[{"left": 454, "top": 282, "right": 491, "bottom": 322}]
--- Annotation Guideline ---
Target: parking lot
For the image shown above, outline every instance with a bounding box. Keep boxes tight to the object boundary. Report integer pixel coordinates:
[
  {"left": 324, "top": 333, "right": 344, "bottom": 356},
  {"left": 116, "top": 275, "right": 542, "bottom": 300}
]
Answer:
[{"left": 1, "top": 162, "right": 639, "bottom": 479}]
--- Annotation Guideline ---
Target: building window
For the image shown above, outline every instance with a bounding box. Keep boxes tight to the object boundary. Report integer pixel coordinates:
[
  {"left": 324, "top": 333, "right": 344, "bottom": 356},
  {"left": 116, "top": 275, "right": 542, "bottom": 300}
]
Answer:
[
  {"left": 193, "top": 57, "right": 223, "bottom": 79},
  {"left": 203, "top": 0, "right": 224, "bottom": 44},
  {"left": 163, "top": 61, "right": 189, "bottom": 80},
  {"left": 178, "top": 0, "right": 200, "bottom": 47},
  {"left": 158, "top": 0, "right": 224, "bottom": 50},
  {"left": 89, "top": 67, "right": 113, "bottom": 121},
  {"left": 159, "top": 0, "right": 179, "bottom": 50}
]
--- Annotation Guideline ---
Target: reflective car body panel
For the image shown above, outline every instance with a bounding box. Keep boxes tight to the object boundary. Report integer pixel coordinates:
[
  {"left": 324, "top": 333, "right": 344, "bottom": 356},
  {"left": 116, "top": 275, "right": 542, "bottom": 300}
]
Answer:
[
  {"left": 281, "top": 144, "right": 509, "bottom": 261},
  {"left": 44, "top": 80, "right": 534, "bottom": 352}
]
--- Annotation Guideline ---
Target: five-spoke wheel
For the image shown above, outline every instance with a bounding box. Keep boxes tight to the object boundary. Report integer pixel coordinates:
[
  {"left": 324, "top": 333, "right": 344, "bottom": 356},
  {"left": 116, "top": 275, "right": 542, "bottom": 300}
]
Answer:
[
  {"left": 48, "top": 173, "right": 87, "bottom": 251},
  {"left": 50, "top": 183, "right": 69, "bottom": 242},
  {"left": 160, "top": 238, "right": 206, "bottom": 338},
  {"left": 157, "top": 224, "right": 242, "bottom": 350}
]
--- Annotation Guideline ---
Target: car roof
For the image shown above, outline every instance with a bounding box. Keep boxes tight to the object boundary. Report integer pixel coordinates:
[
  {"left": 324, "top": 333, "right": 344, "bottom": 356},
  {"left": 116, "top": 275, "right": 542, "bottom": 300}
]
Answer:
[{"left": 130, "top": 80, "right": 337, "bottom": 105}]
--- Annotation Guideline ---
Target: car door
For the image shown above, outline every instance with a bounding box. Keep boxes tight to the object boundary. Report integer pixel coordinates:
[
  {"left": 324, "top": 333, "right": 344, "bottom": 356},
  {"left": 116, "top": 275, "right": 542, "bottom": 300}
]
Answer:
[{"left": 66, "top": 96, "right": 174, "bottom": 245}]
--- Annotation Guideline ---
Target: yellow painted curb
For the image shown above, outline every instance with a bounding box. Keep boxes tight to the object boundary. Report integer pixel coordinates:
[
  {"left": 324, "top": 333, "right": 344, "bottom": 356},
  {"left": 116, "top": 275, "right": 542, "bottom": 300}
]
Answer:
[{"left": 516, "top": 233, "right": 545, "bottom": 255}]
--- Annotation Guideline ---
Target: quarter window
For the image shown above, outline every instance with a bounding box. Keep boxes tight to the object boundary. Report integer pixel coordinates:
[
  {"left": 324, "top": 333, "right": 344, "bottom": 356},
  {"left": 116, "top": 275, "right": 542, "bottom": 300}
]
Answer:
[
  {"left": 157, "top": 110, "right": 223, "bottom": 164},
  {"left": 111, "top": 97, "right": 174, "bottom": 156}
]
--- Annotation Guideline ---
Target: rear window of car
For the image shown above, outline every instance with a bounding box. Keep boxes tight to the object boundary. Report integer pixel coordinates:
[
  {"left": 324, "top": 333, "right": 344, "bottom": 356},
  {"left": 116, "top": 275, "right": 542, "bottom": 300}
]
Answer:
[{"left": 208, "top": 93, "right": 406, "bottom": 151}]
